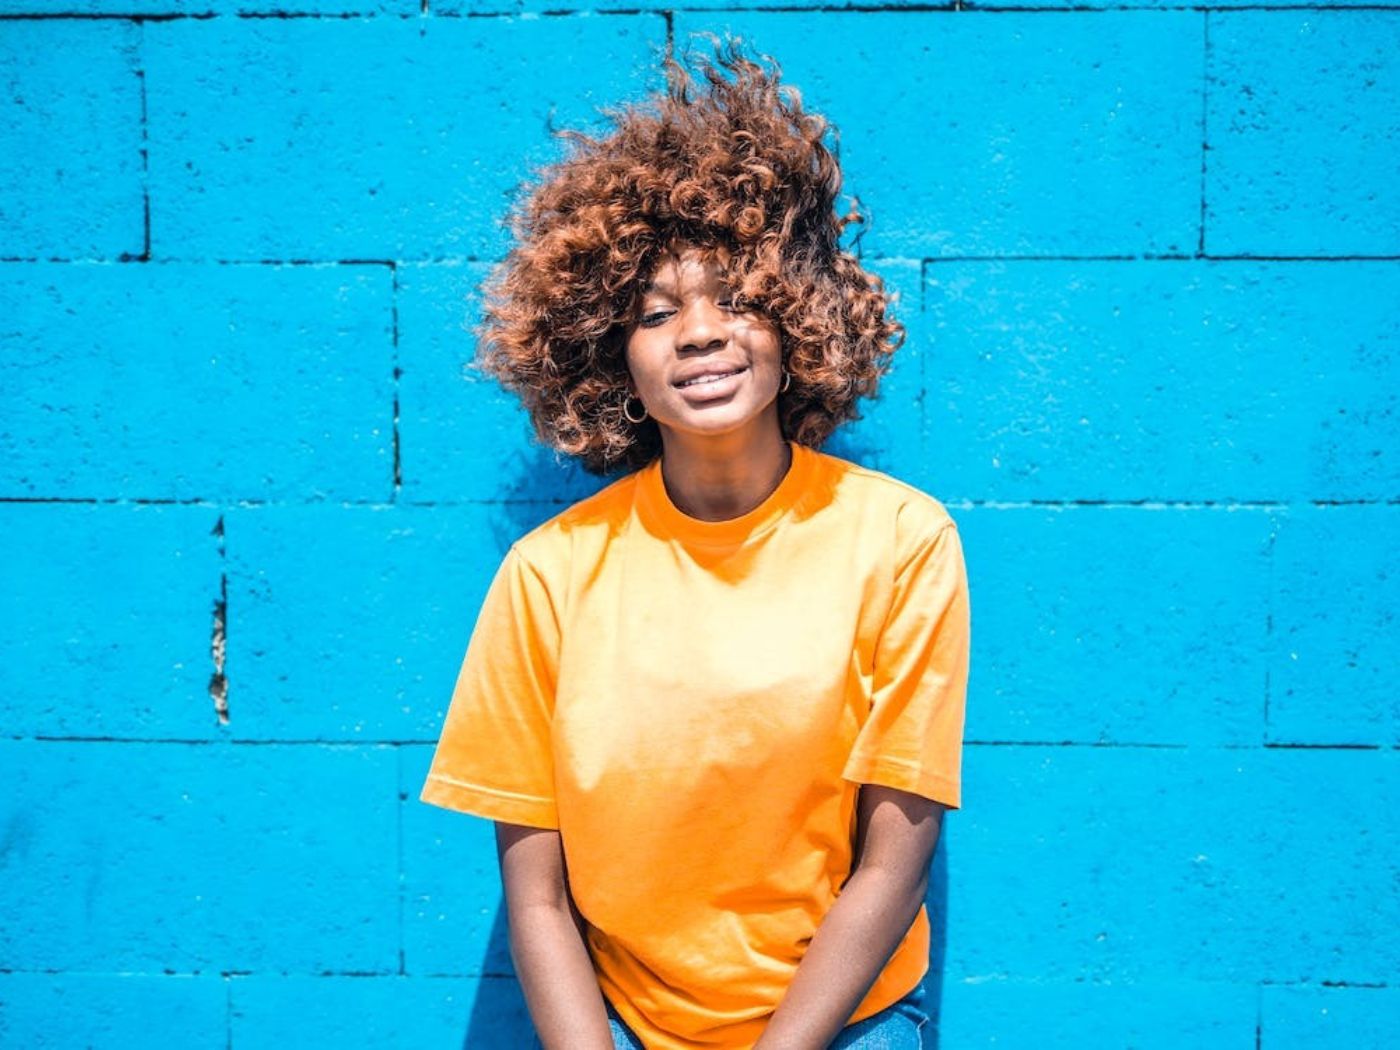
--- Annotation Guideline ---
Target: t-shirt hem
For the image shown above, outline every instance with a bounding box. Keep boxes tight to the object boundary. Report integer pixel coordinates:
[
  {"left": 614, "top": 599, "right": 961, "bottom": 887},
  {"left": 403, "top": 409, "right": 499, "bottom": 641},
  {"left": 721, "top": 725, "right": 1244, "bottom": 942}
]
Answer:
[
  {"left": 841, "top": 756, "right": 961, "bottom": 810},
  {"left": 419, "top": 772, "right": 560, "bottom": 829}
]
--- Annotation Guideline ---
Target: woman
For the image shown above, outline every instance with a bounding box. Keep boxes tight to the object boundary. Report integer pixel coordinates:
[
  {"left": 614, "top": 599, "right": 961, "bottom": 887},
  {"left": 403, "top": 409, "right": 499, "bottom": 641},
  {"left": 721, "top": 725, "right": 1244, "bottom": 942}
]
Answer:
[{"left": 420, "top": 33, "right": 971, "bottom": 1050}]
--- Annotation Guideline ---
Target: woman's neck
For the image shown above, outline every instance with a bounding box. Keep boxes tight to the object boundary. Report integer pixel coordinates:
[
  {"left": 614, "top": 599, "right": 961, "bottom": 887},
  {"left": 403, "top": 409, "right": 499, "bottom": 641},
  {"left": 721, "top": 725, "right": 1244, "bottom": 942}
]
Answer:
[{"left": 656, "top": 426, "right": 793, "bottom": 523}]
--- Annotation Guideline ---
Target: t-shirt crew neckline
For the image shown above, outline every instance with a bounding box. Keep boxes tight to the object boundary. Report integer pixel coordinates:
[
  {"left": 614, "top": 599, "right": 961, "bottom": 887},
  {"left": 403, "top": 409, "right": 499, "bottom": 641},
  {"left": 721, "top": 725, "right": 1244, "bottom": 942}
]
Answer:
[{"left": 636, "top": 439, "right": 815, "bottom": 547}]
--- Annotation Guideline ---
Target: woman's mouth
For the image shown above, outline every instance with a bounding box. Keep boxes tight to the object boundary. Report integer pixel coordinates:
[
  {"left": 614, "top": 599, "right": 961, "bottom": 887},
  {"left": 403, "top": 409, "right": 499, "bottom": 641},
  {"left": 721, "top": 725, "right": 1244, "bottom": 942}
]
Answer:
[{"left": 674, "top": 366, "right": 748, "bottom": 402}]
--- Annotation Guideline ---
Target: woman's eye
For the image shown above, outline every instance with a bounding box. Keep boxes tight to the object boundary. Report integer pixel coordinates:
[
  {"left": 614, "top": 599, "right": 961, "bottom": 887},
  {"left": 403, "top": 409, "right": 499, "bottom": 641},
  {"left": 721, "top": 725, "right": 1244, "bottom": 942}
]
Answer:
[{"left": 639, "top": 297, "right": 752, "bottom": 326}]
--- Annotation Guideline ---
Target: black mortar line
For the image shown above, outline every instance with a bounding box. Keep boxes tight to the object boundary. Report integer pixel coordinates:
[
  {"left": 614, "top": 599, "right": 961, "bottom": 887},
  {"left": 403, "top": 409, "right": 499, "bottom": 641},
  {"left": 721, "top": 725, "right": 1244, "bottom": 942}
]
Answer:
[
  {"left": 135, "top": 19, "right": 151, "bottom": 262},
  {"left": 209, "top": 515, "right": 230, "bottom": 725},
  {"left": 918, "top": 253, "right": 1400, "bottom": 263},
  {"left": 1311, "top": 497, "right": 1400, "bottom": 505},
  {"left": 917, "top": 259, "right": 929, "bottom": 465},
  {"left": 2, "top": 961, "right": 1185, "bottom": 980},
  {"left": 12, "top": 497, "right": 1374, "bottom": 510},
  {"left": 1198, "top": 10, "right": 1209, "bottom": 257},
  {"left": 967, "top": 738, "right": 1190, "bottom": 748},
  {"left": 1262, "top": 512, "right": 1278, "bottom": 743},
  {"left": 5, "top": 252, "right": 1400, "bottom": 266},
  {"left": 23, "top": 735, "right": 1388, "bottom": 749},
  {"left": 397, "top": 744, "right": 408, "bottom": 976},
  {"left": 391, "top": 261, "right": 403, "bottom": 499},
  {"left": 9, "top": 6, "right": 1400, "bottom": 20},
  {"left": 888, "top": 4, "right": 1400, "bottom": 10}
]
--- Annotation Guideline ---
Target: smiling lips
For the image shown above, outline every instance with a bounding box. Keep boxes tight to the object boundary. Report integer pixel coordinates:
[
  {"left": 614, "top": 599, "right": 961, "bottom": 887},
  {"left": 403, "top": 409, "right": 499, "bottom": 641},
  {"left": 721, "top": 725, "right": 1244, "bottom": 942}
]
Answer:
[
  {"left": 675, "top": 366, "right": 747, "bottom": 388},
  {"left": 673, "top": 365, "right": 748, "bottom": 402}
]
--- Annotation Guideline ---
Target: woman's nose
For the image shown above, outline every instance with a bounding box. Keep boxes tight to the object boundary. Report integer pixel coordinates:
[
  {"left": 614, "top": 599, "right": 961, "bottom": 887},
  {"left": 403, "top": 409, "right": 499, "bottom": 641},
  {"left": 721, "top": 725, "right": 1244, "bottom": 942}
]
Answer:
[{"left": 675, "top": 298, "right": 727, "bottom": 351}]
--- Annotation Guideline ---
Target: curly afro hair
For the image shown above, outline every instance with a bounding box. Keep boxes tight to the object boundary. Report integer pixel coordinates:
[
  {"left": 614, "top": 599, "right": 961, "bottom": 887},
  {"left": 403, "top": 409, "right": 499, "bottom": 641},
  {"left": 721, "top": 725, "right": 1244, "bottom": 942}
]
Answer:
[{"left": 471, "top": 31, "right": 907, "bottom": 475}]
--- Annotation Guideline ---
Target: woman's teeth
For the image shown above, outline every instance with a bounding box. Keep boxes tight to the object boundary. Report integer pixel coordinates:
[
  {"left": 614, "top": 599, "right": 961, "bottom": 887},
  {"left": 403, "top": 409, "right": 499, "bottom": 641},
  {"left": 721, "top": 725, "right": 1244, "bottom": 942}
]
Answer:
[{"left": 680, "top": 370, "right": 741, "bottom": 387}]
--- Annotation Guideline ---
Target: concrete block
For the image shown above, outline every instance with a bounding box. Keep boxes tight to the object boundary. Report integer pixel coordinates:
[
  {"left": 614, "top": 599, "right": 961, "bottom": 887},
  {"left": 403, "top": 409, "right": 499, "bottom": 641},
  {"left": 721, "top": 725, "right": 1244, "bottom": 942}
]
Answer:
[
  {"left": 959, "top": 505, "right": 1272, "bottom": 746},
  {"left": 0, "top": 973, "right": 226, "bottom": 1050},
  {"left": 1208, "top": 12, "right": 1400, "bottom": 256},
  {"left": 949, "top": 745, "right": 1399, "bottom": 982},
  {"left": 396, "top": 260, "right": 609, "bottom": 503},
  {"left": 226, "top": 502, "right": 561, "bottom": 741},
  {"left": 229, "top": 973, "right": 532, "bottom": 1049},
  {"left": 0, "top": 503, "right": 222, "bottom": 739},
  {"left": 0, "top": 261, "right": 393, "bottom": 501},
  {"left": 1261, "top": 983, "right": 1400, "bottom": 1049},
  {"left": 143, "top": 16, "right": 666, "bottom": 259},
  {"left": 935, "top": 977, "right": 1255, "bottom": 1048},
  {"left": 825, "top": 259, "right": 927, "bottom": 482},
  {"left": 920, "top": 260, "right": 1400, "bottom": 502},
  {"left": 1267, "top": 505, "right": 1399, "bottom": 746},
  {"left": 0, "top": 20, "right": 143, "bottom": 258},
  {"left": 400, "top": 744, "right": 516, "bottom": 978},
  {"left": 0, "top": 740, "right": 399, "bottom": 973}
]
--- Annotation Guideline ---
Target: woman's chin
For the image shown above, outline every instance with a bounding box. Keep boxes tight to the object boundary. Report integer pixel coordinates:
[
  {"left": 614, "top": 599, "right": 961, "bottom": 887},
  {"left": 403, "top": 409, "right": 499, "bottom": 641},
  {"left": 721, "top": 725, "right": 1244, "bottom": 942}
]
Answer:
[{"left": 657, "top": 402, "right": 781, "bottom": 442}]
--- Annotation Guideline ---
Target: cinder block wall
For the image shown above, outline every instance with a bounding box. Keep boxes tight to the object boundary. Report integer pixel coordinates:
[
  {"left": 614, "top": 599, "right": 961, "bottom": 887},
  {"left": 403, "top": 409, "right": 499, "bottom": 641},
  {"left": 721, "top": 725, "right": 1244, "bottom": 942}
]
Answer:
[{"left": 2, "top": 4, "right": 1396, "bottom": 1048}]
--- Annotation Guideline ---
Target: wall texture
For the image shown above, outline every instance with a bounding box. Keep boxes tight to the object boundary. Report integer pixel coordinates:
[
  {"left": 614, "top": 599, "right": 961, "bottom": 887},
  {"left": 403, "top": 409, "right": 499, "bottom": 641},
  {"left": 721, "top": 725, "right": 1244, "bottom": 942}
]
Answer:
[{"left": 1, "top": 3, "right": 1397, "bottom": 1048}]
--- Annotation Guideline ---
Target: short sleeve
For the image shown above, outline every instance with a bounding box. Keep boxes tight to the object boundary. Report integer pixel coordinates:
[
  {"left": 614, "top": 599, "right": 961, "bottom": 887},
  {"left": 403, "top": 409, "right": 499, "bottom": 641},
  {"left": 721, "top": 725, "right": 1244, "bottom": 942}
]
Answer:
[
  {"left": 419, "top": 543, "right": 562, "bottom": 828},
  {"left": 841, "top": 517, "right": 971, "bottom": 809}
]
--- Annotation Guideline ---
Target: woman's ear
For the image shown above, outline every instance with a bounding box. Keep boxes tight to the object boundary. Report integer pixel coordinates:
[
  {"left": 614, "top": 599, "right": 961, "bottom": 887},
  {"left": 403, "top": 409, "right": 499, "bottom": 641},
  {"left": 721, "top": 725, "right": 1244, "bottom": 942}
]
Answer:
[{"left": 620, "top": 353, "right": 638, "bottom": 397}]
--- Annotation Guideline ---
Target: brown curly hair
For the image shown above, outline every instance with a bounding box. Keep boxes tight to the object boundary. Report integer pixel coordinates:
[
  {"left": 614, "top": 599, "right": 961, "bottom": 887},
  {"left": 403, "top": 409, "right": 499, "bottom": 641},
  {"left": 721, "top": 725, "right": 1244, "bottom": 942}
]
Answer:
[{"left": 471, "top": 31, "right": 907, "bottom": 475}]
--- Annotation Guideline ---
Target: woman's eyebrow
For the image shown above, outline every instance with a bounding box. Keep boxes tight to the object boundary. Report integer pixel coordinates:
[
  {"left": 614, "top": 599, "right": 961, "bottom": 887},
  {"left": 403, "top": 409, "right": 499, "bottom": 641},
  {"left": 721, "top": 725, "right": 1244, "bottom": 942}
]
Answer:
[{"left": 644, "top": 276, "right": 732, "bottom": 295}]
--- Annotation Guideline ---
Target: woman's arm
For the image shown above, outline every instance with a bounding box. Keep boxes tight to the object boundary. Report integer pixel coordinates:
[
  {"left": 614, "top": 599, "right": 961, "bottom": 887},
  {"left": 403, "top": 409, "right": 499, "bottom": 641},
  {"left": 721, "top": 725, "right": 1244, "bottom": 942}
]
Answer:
[
  {"left": 753, "top": 784, "right": 945, "bottom": 1050},
  {"left": 495, "top": 822, "right": 614, "bottom": 1050}
]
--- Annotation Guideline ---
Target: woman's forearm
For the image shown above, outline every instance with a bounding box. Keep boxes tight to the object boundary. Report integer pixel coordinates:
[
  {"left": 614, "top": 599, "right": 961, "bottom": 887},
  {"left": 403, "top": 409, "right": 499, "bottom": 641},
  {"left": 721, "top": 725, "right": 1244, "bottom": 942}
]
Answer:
[
  {"left": 507, "top": 900, "right": 613, "bottom": 1050},
  {"left": 753, "top": 866, "right": 926, "bottom": 1050}
]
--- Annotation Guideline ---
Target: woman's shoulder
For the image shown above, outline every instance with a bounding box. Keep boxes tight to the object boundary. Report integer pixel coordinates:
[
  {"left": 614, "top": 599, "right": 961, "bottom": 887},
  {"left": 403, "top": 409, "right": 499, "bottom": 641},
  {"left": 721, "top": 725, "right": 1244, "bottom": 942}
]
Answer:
[{"left": 813, "top": 446, "right": 958, "bottom": 538}]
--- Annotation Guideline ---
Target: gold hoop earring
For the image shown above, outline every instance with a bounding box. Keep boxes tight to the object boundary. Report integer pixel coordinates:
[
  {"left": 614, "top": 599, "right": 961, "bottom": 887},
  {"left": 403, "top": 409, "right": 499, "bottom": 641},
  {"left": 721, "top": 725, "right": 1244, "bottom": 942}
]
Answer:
[
  {"left": 779, "top": 369, "right": 792, "bottom": 393},
  {"left": 623, "top": 394, "right": 648, "bottom": 424}
]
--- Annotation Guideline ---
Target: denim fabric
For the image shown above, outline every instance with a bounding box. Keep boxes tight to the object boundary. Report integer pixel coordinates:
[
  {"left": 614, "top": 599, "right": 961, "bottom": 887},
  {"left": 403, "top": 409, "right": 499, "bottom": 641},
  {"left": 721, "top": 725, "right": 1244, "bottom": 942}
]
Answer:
[{"left": 597, "top": 979, "right": 930, "bottom": 1049}]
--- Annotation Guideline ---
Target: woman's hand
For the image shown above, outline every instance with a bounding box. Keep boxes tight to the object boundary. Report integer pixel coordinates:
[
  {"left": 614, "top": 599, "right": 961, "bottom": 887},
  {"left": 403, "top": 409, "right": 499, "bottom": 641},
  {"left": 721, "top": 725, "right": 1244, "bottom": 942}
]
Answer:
[{"left": 753, "top": 785, "right": 945, "bottom": 1050}]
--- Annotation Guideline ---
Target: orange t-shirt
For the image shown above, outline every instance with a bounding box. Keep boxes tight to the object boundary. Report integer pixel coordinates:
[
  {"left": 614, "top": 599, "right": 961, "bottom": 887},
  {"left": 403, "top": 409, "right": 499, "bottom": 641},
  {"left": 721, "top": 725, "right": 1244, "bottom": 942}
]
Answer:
[{"left": 420, "top": 439, "right": 971, "bottom": 1049}]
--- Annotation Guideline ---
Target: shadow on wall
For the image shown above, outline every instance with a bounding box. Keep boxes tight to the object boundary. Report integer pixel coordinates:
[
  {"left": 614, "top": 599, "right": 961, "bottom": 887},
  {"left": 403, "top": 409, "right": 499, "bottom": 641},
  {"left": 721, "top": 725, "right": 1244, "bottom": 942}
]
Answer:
[
  {"left": 458, "top": 811, "right": 954, "bottom": 1047},
  {"left": 925, "top": 826, "right": 951, "bottom": 1049},
  {"left": 481, "top": 439, "right": 615, "bottom": 552}
]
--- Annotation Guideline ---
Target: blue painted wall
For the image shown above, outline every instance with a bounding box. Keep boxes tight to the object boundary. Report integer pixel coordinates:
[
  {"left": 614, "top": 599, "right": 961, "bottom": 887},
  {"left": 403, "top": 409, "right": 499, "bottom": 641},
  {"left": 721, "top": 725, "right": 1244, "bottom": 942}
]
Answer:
[{"left": 2, "top": 3, "right": 1397, "bottom": 1048}]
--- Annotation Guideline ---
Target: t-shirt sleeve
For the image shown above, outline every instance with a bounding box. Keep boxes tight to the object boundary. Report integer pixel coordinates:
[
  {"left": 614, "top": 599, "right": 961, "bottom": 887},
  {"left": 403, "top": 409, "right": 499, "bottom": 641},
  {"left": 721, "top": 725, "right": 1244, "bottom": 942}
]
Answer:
[
  {"left": 841, "top": 516, "right": 971, "bottom": 809},
  {"left": 419, "top": 543, "right": 562, "bottom": 829}
]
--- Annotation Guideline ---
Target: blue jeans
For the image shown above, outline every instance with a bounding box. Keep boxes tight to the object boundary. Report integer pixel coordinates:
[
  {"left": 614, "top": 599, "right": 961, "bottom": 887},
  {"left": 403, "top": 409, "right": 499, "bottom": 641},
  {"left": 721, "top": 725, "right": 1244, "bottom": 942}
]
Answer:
[{"left": 599, "top": 979, "right": 929, "bottom": 1049}]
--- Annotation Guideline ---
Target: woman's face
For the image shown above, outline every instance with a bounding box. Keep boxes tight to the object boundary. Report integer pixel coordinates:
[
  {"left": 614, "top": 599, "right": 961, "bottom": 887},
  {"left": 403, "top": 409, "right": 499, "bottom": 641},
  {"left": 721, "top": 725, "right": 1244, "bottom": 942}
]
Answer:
[{"left": 624, "top": 245, "right": 785, "bottom": 449}]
